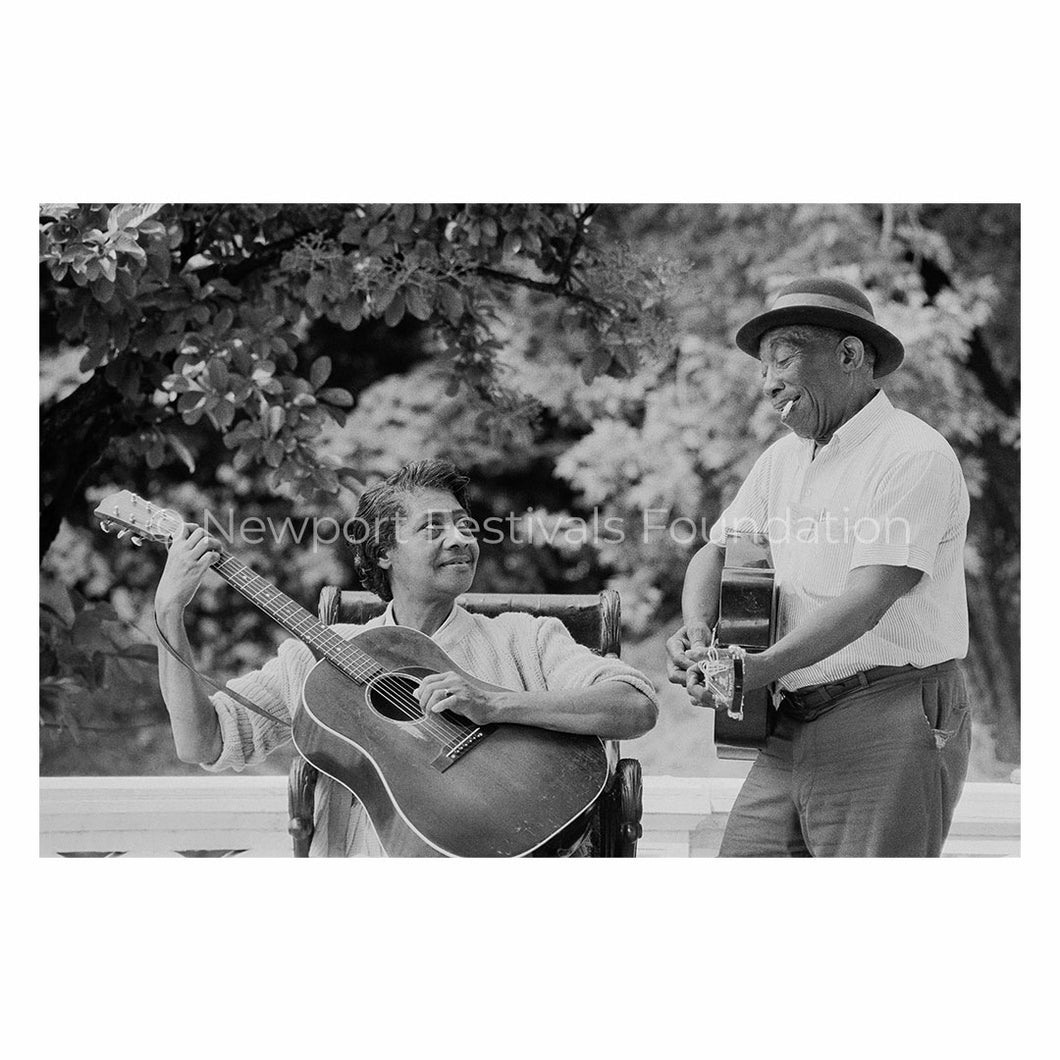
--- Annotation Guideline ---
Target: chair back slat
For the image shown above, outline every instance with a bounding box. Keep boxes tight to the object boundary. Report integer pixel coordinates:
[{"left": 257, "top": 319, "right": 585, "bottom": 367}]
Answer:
[{"left": 318, "top": 588, "right": 621, "bottom": 656}]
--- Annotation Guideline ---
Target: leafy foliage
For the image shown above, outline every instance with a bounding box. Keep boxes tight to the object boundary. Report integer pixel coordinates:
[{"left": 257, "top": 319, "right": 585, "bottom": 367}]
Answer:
[
  {"left": 40, "top": 203, "right": 686, "bottom": 514},
  {"left": 40, "top": 573, "right": 167, "bottom": 762}
]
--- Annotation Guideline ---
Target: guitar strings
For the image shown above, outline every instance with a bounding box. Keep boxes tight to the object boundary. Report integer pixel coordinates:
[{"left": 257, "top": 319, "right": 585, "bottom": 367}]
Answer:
[
  {"left": 366, "top": 680, "right": 478, "bottom": 747},
  {"left": 365, "top": 673, "right": 478, "bottom": 744}
]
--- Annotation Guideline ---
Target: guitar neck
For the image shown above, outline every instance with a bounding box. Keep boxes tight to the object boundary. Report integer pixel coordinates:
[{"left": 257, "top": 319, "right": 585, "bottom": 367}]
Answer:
[
  {"left": 91, "top": 489, "right": 385, "bottom": 683},
  {"left": 211, "top": 551, "right": 380, "bottom": 682}
]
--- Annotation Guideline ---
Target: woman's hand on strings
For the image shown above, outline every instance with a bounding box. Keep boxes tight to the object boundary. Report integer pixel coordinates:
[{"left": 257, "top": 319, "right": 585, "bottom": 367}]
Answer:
[
  {"left": 416, "top": 671, "right": 501, "bottom": 726},
  {"left": 155, "top": 524, "right": 220, "bottom": 617}
]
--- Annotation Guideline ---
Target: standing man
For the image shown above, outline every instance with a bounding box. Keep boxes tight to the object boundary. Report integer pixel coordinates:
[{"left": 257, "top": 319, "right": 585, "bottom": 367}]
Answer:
[{"left": 667, "top": 277, "right": 971, "bottom": 857}]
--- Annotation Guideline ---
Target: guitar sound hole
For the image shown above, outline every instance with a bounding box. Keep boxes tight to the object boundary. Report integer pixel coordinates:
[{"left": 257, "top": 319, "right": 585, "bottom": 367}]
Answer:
[{"left": 366, "top": 672, "right": 426, "bottom": 723}]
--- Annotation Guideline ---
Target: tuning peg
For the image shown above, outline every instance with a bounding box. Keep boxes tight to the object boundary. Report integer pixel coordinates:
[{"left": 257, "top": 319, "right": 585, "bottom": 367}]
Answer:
[
  {"left": 116, "top": 529, "right": 129, "bottom": 539},
  {"left": 99, "top": 520, "right": 113, "bottom": 533},
  {"left": 129, "top": 535, "right": 143, "bottom": 547}
]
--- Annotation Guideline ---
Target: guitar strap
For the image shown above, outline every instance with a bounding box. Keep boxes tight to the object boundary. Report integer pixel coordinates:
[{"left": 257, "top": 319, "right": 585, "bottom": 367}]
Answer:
[
  {"left": 153, "top": 615, "right": 290, "bottom": 727},
  {"left": 155, "top": 616, "right": 359, "bottom": 856},
  {"left": 154, "top": 619, "right": 360, "bottom": 856}
]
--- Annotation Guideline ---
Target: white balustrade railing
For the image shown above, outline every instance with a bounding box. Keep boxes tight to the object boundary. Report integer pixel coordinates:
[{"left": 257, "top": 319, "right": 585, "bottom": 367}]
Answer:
[{"left": 39, "top": 775, "right": 1020, "bottom": 858}]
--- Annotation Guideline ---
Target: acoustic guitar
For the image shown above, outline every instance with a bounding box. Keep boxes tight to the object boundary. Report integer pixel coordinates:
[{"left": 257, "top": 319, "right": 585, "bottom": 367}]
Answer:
[
  {"left": 96, "top": 490, "right": 609, "bottom": 857},
  {"left": 712, "top": 531, "right": 779, "bottom": 759}
]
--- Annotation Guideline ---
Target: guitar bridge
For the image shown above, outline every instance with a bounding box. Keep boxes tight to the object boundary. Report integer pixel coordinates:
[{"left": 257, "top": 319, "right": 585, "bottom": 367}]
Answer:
[{"left": 431, "top": 725, "right": 494, "bottom": 772}]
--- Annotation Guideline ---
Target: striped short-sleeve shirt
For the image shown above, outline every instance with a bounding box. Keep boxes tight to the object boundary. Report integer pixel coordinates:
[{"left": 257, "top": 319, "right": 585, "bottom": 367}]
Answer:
[{"left": 708, "top": 391, "right": 970, "bottom": 691}]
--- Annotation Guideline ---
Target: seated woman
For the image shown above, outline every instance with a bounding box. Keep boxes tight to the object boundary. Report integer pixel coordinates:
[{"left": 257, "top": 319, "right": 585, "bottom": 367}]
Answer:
[{"left": 154, "top": 458, "right": 659, "bottom": 856}]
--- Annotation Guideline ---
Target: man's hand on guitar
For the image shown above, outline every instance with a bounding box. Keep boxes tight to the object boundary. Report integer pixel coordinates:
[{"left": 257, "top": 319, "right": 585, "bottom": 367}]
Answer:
[
  {"left": 416, "top": 671, "right": 500, "bottom": 726},
  {"left": 155, "top": 525, "right": 221, "bottom": 617},
  {"left": 666, "top": 623, "right": 724, "bottom": 710},
  {"left": 666, "top": 623, "right": 701, "bottom": 685},
  {"left": 686, "top": 656, "right": 729, "bottom": 711}
]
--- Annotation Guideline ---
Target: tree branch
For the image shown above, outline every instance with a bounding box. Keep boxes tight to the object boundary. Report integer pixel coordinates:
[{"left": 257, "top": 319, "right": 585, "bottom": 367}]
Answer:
[
  {"left": 178, "top": 203, "right": 229, "bottom": 268},
  {"left": 190, "top": 222, "right": 338, "bottom": 287},
  {"left": 557, "top": 204, "right": 598, "bottom": 288},
  {"left": 475, "top": 265, "right": 611, "bottom": 315}
]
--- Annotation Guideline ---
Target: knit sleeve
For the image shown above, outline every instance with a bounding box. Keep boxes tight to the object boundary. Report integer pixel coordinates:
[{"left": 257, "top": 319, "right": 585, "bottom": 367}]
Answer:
[
  {"left": 532, "top": 617, "right": 658, "bottom": 707},
  {"left": 200, "top": 638, "right": 313, "bottom": 773}
]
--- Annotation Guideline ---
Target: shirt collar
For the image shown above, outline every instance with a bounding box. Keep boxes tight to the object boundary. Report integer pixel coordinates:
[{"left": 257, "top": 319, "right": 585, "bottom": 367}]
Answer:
[
  {"left": 380, "top": 600, "right": 465, "bottom": 639},
  {"left": 823, "top": 389, "right": 892, "bottom": 453}
]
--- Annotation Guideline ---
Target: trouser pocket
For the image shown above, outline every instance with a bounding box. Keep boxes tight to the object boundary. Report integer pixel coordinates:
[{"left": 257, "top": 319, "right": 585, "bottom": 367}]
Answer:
[{"left": 920, "top": 669, "right": 970, "bottom": 751}]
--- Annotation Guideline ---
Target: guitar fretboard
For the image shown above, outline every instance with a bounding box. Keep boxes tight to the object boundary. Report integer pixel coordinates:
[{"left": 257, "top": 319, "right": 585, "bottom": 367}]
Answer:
[{"left": 213, "top": 552, "right": 385, "bottom": 684}]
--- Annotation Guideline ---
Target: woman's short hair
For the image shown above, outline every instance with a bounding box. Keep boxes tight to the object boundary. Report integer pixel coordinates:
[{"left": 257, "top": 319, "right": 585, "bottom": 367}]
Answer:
[{"left": 350, "top": 459, "right": 471, "bottom": 601}]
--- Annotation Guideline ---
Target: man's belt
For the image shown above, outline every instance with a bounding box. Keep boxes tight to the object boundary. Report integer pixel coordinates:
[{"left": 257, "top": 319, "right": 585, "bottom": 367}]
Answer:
[{"left": 781, "top": 663, "right": 918, "bottom": 718}]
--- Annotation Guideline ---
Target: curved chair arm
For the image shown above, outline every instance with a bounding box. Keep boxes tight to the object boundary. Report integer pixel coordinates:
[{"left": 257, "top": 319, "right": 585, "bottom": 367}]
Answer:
[
  {"left": 288, "top": 756, "right": 319, "bottom": 858},
  {"left": 591, "top": 757, "right": 644, "bottom": 857},
  {"left": 615, "top": 758, "right": 644, "bottom": 857}
]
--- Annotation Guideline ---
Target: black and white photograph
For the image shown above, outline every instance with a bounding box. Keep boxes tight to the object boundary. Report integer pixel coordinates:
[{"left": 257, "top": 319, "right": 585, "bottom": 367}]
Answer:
[
  {"left": 18, "top": 0, "right": 1052, "bottom": 1052},
  {"left": 38, "top": 203, "right": 1020, "bottom": 859}
]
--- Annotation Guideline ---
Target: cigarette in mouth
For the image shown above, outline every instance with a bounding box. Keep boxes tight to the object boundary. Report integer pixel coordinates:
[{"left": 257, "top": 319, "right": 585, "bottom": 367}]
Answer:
[{"left": 781, "top": 399, "right": 795, "bottom": 420}]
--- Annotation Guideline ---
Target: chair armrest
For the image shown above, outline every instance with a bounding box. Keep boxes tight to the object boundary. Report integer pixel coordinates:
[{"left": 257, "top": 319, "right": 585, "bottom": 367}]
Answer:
[
  {"left": 615, "top": 758, "right": 643, "bottom": 857},
  {"left": 288, "top": 757, "right": 320, "bottom": 858},
  {"left": 591, "top": 756, "right": 643, "bottom": 857}
]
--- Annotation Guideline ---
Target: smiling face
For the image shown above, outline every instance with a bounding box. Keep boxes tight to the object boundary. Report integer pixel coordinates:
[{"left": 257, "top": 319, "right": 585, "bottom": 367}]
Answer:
[
  {"left": 758, "top": 324, "right": 875, "bottom": 443},
  {"left": 376, "top": 488, "right": 480, "bottom": 607}
]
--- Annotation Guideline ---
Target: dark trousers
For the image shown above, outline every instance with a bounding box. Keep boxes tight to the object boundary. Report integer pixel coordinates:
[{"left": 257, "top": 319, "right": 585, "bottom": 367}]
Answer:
[{"left": 718, "top": 661, "right": 971, "bottom": 857}]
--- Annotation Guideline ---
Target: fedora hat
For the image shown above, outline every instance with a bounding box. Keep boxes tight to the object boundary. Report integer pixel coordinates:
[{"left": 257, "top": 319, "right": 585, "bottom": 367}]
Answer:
[{"left": 735, "top": 276, "right": 904, "bottom": 378}]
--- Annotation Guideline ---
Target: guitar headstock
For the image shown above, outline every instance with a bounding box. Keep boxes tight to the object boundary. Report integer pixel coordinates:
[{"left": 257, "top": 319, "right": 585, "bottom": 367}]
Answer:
[{"left": 94, "top": 490, "right": 186, "bottom": 547}]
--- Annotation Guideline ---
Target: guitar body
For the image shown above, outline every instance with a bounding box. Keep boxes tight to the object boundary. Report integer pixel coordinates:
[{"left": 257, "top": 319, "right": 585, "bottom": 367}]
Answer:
[
  {"left": 712, "top": 532, "right": 779, "bottom": 759},
  {"left": 291, "top": 625, "right": 609, "bottom": 857}
]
